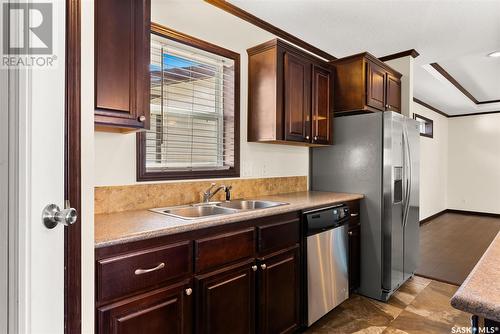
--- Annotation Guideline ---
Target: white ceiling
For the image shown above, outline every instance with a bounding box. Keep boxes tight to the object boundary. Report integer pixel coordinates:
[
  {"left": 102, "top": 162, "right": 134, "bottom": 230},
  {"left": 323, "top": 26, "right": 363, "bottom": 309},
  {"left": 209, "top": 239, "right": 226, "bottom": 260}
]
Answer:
[{"left": 228, "top": 0, "right": 500, "bottom": 115}]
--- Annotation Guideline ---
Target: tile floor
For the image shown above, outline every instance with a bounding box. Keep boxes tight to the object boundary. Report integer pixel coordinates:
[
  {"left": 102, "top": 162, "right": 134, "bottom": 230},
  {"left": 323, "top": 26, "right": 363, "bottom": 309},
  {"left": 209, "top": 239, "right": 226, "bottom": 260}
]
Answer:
[{"left": 306, "top": 276, "right": 471, "bottom": 334}]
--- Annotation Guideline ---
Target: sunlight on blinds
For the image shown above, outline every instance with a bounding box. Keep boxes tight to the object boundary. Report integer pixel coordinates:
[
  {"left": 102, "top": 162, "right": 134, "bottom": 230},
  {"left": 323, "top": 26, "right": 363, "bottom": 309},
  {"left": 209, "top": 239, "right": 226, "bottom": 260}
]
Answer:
[{"left": 147, "top": 34, "right": 235, "bottom": 172}]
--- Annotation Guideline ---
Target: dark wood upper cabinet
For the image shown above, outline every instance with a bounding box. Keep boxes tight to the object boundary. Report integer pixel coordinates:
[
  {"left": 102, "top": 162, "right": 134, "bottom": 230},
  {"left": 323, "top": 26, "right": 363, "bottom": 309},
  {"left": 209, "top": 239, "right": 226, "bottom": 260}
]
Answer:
[
  {"left": 386, "top": 74, "right": 402, "bottom": 112},
  {"left": 195, "top": 259, "right": 256, "bottom": 334},
  {"left": 284, "top": 52, "right": 311, "bottom": 143},
  {"left": 248, "top": 39, "right": 333, "bottom": 146},
  {"left": 257, "top": 246, "right": 300, "bottom": 334},
  {"left": 97, "top": 279, "right": 193, "bottom": 334},
  {"left": 366, "top": 61, "right": 387, "bottom": 111},
  {"left": 312, "top": 65, "right": 333, "bottom": 145},
  {"left": 95, "top": 0, "right": 151, "bottom": 132},
  {"left": 332, "top": 52, "right": 402, "bottom": 115}
]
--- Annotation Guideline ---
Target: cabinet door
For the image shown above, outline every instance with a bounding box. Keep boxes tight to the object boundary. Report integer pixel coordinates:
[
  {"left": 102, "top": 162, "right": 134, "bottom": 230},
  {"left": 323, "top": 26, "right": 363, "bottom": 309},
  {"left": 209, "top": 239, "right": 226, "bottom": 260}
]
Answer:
[
  {"left": 284, "top": 52, "right": 311, "bottom": 142},
  {"left": 258, "top": 246, "right": 300, "bottom": 334},
  {"left": 312, "top": 65, "right": 333, "bottom": 145},
  {"left": 386, "top": 74, "right": 401, "bottom": 113},
  {"left": 196, "top": 259, "right": 256, "bottom": 334},
  {"left": 95, "top": 0, "right": 150, "bottom": 131},
  {"left": 97, "top": 279, "right": 192, "bottom": 334},
  {"left": 366, "top": 61, "right": 386, "bottom": 111},
  {"left": 348, "top": 225, "right": 361, "bottom": 292}
]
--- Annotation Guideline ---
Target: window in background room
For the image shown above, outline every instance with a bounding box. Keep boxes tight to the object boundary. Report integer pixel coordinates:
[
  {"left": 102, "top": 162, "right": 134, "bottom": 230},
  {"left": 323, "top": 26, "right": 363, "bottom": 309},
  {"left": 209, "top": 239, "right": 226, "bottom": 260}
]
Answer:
[
  {"left": 413, "top": 113, "right": 433, "bottom": 138},
  {"left": 137, "top": 25, "right": 240, "bottom": 181}
]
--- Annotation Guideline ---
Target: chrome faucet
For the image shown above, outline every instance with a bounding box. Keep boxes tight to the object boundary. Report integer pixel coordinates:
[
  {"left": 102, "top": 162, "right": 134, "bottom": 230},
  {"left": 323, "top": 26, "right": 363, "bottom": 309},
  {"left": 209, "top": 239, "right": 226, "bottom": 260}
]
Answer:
[{"left": 202, "top": 183, "right": 227, "bottom": 203}]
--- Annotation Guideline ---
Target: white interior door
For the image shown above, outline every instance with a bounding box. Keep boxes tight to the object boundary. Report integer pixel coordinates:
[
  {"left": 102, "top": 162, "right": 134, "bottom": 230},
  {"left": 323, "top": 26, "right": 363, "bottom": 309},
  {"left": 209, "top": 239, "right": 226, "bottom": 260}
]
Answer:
[{"left": 10, "top": 0, "right": 67, "bottom": 332}]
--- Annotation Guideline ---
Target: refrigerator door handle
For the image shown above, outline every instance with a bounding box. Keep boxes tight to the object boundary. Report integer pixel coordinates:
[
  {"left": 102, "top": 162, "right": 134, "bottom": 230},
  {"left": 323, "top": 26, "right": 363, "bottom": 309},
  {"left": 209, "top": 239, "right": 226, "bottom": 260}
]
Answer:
[
  {"left": 402, "top": 130, "right": 408, "bottom": 226},
  {"left": 403, "top": 125, "right": 412, "bottom": 228}
]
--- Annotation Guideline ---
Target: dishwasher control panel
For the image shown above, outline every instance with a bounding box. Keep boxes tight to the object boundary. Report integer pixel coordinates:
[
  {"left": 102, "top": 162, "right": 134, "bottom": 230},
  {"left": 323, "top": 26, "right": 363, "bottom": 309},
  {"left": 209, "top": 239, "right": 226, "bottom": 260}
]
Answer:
[{"left": 304, "top": 205, "right": 350, "bottom": 236}]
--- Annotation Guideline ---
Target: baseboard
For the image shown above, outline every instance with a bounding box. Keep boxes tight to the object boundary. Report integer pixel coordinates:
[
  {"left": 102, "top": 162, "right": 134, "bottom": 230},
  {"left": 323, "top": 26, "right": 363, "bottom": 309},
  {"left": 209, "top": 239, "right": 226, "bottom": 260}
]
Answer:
[
  {"left": 446, "top": 209, "right": 500, "bottom": 218},
  {"left": 419, "top": 209, "right": 500, "bottom": 225},
  {"left": 419, "top": 209, "right": 447, "bottom": 225},
  {"left": 414, "top": 273, "right": 460, "bottom": 287}
]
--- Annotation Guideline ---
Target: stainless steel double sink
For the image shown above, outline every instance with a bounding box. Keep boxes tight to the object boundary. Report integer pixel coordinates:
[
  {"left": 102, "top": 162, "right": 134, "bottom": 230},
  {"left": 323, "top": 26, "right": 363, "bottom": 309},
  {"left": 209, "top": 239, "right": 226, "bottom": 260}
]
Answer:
[{"left": 150, "top": 200, "right": 288, "bottom": 220}]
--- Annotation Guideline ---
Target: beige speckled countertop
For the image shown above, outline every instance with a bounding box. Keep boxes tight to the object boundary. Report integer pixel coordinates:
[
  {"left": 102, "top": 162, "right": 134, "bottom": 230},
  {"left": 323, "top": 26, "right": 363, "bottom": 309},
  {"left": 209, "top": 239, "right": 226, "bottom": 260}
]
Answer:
[
  {"left": 451, "top": 231, "right": 500, "bottom": 322},
  {"left": 95, "top": 191, "right": 363, "bottom": 248}
]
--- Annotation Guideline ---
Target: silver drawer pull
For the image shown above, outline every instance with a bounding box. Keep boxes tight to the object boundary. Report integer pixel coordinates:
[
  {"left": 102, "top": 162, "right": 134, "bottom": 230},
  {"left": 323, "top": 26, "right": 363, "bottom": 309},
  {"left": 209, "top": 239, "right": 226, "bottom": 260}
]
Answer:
[
  {"left": 134, "top": 262, "right": 165, "bottom": 275},
  {"left": 350, "top": 213, "right": 359, "bottom": 217}
]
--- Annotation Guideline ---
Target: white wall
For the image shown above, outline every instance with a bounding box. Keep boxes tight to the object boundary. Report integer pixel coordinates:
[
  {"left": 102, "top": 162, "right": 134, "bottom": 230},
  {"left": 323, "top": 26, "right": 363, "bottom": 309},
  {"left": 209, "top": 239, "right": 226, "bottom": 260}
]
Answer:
[
  {"left": 94, "top": 0, "right": 310, "bottom": 187},
  {"left": 412, "top": 102, "right": 500, "bottom": 218},
  {"left": 448, "top": 114, "right": 500, "bottom": 214},
  {"left": 412, "top": 102, "right": 449, "bottom": 220}
]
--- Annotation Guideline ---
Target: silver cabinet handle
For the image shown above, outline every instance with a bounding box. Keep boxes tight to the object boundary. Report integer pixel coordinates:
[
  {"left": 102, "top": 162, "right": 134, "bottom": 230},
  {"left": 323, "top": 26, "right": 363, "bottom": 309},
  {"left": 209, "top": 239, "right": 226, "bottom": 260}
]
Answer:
[
  {"left": 314, "top": 136, "right": 318, "bottom": 141},
  {"left": 42, "top": 204, "right": 78, "bottom": 229},
  {"left": 134, "top": 262, "right": 165, "bottom": 275},
  {"left": 251, "top": 265, "right": 257, "bottom": 272},
  {"left": 185, "top": 288, "right": 192, "bottom": 296},
  {"left": 348, "top": 231, "right": 353, "bottom": 236},
  {"left": 261, "top": 264, "right": 267, "bottom": 270},
  {"left": 350, "top": 213, "right": 359, "bottom": 217},
  {"left": 305, "top": 135, "right": 310, "bottom": 140},
  {"left": 138, "top": 115, "right": 146, "bottom": 122}
]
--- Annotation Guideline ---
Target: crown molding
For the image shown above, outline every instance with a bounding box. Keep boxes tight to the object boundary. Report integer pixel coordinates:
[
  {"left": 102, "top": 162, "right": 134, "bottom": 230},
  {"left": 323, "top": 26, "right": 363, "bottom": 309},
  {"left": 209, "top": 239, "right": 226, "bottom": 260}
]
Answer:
[{"left": 379, "top": 49, "right": 420, "bottom": 62}]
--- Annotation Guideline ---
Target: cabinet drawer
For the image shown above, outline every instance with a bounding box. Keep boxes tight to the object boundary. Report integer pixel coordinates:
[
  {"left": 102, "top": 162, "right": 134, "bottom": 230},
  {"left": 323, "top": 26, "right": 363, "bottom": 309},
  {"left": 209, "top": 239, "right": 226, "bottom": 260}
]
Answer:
[
  {"left": 195, "top": 228, "right": 255, "bottom": 273},
  {"left": 257, "top": 219, "right": 300, "bottom": 255},
  {"left": 97, "top": 241, "right": 192, "bottom": 303}
]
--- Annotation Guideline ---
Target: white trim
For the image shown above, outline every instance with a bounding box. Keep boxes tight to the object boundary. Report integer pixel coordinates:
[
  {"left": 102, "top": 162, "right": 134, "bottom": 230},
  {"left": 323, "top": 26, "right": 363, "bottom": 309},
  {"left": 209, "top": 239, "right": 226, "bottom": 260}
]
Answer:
[
  {"left": 17, "top": 58, "right": 32, "bottom": 334},
  {"left": 1, "top": 56, "right": 9, "bottom": 334},
  {"left": 4, "top": 3, "right": 33, "bottom": 332},
  {"left": 1, "top": 2, "right": 28, "bottom": 332}
]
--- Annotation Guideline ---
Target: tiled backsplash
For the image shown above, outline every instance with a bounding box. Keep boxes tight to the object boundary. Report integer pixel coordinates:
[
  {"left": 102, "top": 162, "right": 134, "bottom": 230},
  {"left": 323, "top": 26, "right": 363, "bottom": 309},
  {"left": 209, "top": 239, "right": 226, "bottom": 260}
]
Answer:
[{"left": 95, "top": 176, "right": 308, "bottom": 214}]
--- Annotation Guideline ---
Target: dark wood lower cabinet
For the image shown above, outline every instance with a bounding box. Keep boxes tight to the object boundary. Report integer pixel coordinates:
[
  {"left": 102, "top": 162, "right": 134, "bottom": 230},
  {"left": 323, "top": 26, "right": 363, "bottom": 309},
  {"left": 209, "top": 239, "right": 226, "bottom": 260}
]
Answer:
[
  {"left": 258, "top": 246, "right": 300, "bottom": 334},
  {"left": 195, "top": 259, "right": 256, "bottom": 334},
  {"left": 348, "top": 225, "right": 361, "bottom": 292},
  {"left": 95, "top": 208, "right": 364, "bottom": 333},
  {"left": 97, "top": 279, "right": 192, "bottom": 334}
]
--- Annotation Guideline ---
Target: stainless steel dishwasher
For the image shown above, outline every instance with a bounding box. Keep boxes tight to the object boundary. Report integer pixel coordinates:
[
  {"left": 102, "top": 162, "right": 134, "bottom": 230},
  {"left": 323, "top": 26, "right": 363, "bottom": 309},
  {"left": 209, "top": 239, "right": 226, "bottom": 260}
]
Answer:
[{"left": 304, "top": 204, "right": 350, "bottom": 326}]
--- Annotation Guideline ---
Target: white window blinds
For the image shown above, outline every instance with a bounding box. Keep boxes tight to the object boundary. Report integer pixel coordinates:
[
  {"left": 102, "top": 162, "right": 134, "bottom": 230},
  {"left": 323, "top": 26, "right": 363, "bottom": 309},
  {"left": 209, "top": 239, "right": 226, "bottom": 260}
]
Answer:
[{"left": 146, "top": 33, "right": 236, "bottom": 172}]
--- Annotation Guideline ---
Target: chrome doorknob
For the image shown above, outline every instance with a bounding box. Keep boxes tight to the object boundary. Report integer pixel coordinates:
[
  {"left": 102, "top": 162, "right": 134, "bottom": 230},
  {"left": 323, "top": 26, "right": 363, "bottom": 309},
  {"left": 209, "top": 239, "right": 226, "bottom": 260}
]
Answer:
[
  {"left": 314, "top": 136, "right": 318, "bottom": 141},
  {"left": 261, "top": 264, "right": 267, "bottom": 270},
  {"left": 305, "top": 136, "right": 310, "bottom": 140},
  {"left": 138, "top": 115, "right": 146, "bottom": 122},
  {"left": 42, "top": 204, "right": 77, "bottom": 229},
  {"left": 185, "top": 288, "right": 193, "bottom": 296},
  {"left": 251, "top": 265, "right": 258, "bottom": 272}
]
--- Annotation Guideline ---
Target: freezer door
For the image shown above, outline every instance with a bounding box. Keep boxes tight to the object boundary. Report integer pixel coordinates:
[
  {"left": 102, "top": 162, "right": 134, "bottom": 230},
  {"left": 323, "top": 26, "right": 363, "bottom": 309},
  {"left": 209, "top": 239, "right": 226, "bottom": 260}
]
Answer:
[
  {"left": 403, "top": 118, "right": 420, "bottom": 280},
  {"left": 382, "top": 112, "right": 405, "bottom": 293}
]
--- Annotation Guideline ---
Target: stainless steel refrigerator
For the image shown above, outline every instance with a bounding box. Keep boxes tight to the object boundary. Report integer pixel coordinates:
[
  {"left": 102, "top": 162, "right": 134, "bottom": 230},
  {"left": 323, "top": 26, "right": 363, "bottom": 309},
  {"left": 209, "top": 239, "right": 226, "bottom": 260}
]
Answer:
[{"left": 310, "top": 111, "right": 420, "bottom": 301}]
